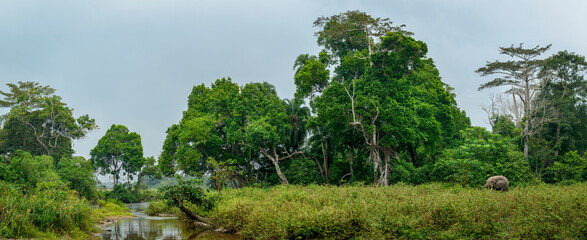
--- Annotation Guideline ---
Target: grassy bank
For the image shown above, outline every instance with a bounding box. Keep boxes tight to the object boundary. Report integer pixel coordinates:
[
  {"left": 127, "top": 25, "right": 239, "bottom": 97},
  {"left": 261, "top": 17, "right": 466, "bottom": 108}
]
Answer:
[
  {"left": 212, "top": 183, "right": 587, "bottom": 239},
  {"left": 0, "top": 183, "right": 96, "bottom": 239},
  {"left": 94, "top": 199, "right": 134, "bottom": 219}
]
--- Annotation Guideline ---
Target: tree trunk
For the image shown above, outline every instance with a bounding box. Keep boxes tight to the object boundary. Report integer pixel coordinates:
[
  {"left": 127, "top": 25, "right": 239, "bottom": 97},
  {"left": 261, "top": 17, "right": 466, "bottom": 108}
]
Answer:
[
  {"left": 321, "top": 141, "right": 331, "bottom": 182},
  {"left": 259, "top": 147, "right": 290, "bottom": 185},
  {"left": 272, "top": 158, "right": 289, "bottom": 185},
  {"left": 340, "top": 145, "right": 355, "bottom": 182},
  {"left": 408, "top": 145, "right": 418, "bottom": 167},
  {"left": 348, "top": 145, "right": 354, "bottom": 177},
  {"left": 524, "top": 79, "right": 530, "bottom": 159},
  {"left": 178, "top": 204, "right": 210, "bottom": 224},
  {"left": 312, "top": 157, "right": 326, "bottom": 183}
]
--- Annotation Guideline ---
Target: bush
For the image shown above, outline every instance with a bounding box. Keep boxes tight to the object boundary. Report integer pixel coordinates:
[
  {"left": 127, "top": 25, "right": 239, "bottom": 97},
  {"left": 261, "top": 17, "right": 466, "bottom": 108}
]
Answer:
[
  {"left": 432, "top": 127, "right": 532, "bottom": 187},
  {"left": 547, "top": 151, "right": 587, "bottom": 183}
]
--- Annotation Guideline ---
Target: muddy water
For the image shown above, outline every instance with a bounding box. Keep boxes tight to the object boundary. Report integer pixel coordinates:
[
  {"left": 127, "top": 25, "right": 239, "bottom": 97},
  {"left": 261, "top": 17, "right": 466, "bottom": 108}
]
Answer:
[{"left": 101, "top": 202, "right": 241, "bottom": 240}]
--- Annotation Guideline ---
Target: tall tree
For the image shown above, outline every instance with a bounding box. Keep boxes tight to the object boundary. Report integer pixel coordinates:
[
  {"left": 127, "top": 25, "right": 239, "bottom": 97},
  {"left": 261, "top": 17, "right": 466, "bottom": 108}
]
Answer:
[
  {"left": 161, "top": 79, "right": 304, "bottom": 185},
  {"left": 314, "top": 10, "right": 410, "bottom": 61},
  {"left": 0, "top": 81, "right": 97, "bottom": 160},
  {"left": 313, "top": 31, "right": 465, "bottom": 186},
  {"left": 90, "top": 124, "right": 144, "bottom": 187},
  {"left": 284, "top": 98, "right": 310, "bottom": 150},
  {"left": 476, "top": 44, "right": 551, "bottom": 158},
  {"left": 538, "top": 51, "right": 587, "bottom": 157}
]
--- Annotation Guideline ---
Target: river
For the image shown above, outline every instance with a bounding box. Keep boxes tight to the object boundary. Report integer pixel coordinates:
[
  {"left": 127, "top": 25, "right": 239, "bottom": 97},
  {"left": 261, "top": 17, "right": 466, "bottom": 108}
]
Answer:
[{"left": 101, "top": 202, "right": 241, "bottom": 240}]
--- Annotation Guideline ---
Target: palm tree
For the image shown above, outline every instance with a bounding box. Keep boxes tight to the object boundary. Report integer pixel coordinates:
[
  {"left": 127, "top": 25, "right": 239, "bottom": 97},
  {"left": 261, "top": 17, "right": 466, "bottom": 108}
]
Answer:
[
  {"left": 293, "top": 54, "right": 317, "bottom": 75},
  {"left": 285, "top": 98, "right": 310, "bottom": 150}
]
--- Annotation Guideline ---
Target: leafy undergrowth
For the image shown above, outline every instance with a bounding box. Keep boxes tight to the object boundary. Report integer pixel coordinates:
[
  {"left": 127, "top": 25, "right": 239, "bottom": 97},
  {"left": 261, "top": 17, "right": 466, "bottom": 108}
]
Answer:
[
  {"left": 212, "top": 183, "right": 587, "bottom": 239},
  {"left": 0, "top": 182, "right": 97, "bottom": 239}
]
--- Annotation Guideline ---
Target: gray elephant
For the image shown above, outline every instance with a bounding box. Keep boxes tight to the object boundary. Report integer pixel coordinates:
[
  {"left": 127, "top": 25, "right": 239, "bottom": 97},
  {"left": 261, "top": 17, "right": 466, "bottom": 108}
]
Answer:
[{"left": 482, "top": 176, "right": 509, "bottom": 191}]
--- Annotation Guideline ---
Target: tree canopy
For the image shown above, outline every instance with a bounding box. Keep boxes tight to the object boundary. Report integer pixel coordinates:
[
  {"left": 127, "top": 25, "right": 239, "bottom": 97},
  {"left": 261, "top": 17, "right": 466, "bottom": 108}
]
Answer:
[{"left": 91, "top": 124, "right": 144, "bottom": 187}]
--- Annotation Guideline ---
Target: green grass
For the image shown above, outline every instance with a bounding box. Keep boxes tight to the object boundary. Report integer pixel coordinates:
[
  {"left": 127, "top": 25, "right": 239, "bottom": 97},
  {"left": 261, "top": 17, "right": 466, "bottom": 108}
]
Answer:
[
  {"left": 94, "top": 198, "right": 133, "bottom": 218},
  {"left": 0, "top": 183, "right": 97, "bottom": 239},
  {"left": 212, "top": 183, "right": 587, "bottom": 239}
]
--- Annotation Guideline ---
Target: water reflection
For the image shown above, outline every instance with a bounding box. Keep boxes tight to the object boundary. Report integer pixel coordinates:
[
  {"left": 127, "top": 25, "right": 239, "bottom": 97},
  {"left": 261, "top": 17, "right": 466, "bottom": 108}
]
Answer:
[{"left": 101, "top": 203, "right": 240, "bottom": 240}]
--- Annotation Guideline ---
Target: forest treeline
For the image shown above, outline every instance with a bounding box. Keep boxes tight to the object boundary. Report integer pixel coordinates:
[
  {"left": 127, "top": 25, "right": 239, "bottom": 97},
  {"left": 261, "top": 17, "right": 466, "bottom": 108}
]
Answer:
[
  {"left": 1, "top": 10, "right": 587, "bottom": 239},
  {"left": 1, "top": 11, "right": 587, "bottom": 197},
  {"left": 158, "top": 11, "right": 587, "bottom": 187}
]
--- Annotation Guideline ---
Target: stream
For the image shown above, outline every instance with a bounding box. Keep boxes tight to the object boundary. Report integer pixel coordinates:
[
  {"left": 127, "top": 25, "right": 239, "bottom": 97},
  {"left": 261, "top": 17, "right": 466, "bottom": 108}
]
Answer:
[{"left": 101, "top": 202, "right": 241, "bottom": 240}]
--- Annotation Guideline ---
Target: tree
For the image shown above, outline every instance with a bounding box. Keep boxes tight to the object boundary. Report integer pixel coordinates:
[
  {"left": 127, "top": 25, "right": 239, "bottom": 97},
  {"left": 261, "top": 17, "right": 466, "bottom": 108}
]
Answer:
[
  {"left": 313, "top": 31, "right": 466, "bottom": 186},
  {"left": 476, "top": 44, "right": 552, "bottom": 158},
  {"left": 134, "top": 156, "right": 161, "bottom": 194},
  {"left": 160, "top": 79, "right": 239, "bottom": 178},
  {"left": 57, "top": 156, "right": 97, "bottom": 201},
  {"left": 206, "top": 157, "right": 239, "bottom": 193},
  {"left": 161, "top": 79, "right": 303, "bottom": 185},
  {"left": 7, "top": 150, "right": 62, "bottom": 191},
  {"left": 538, "top": 51, "right": 587, "bottom": 157},
  {"left": 90, "top": 124, "right": 144, "bottom": 187},
  {"left": 239, "top": 82, "right": 303, "bottom": 185},
  {"left": 0, "top": 82, "right": 97, "bottom": 160},
  {"left": 314, "top": 10, "right": 411, "bottom": 61},
  {"left": 159, "top": 177, "right": 213, "bottom": 224},
  {"left": 293, "top": 54, "right": 330, "bottom": 101},
  {"left": 284, "top": 99, "right": 310, "bottom": 151}
]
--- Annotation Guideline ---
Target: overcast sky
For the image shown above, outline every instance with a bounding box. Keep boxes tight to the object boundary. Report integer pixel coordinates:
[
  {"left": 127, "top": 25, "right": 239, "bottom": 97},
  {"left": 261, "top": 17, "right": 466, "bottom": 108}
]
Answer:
[{"left": 1, "top": 0, "right": 586, "bottom": 159}]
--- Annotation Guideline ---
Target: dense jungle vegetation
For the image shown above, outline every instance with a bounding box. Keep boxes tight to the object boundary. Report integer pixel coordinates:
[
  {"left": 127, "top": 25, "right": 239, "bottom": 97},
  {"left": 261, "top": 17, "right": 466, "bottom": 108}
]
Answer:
[{"left": 1, "top": 10, "right": 586, "bottom": 239}]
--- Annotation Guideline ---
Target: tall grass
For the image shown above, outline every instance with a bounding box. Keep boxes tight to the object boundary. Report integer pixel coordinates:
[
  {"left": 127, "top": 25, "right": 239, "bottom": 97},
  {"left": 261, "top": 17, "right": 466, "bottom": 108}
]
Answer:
[
  {"left": 94, "top": 198, "right": 133, "bottom": 218},
  {"left": 212, "top": 183, "right": 587, "bottom": 239},
  {"left": 0, "top": 182, "right": 96, "bottom": 239}
]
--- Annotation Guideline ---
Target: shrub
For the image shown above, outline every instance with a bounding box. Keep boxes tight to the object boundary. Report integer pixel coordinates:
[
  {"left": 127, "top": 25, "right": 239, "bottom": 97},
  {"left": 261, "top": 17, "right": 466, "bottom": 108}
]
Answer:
[
  {"left": 547, "top": 151, "right": 587, "bottom": 183},
  {"left": 432, "top": 127, "right": 532, "bottom": 187}
]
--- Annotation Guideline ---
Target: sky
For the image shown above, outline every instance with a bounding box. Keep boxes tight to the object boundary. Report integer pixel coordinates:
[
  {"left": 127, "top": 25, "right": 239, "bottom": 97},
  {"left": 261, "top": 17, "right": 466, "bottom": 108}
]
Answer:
[{"left": 1, "top": 0, "right": 586, "bottom": 160}]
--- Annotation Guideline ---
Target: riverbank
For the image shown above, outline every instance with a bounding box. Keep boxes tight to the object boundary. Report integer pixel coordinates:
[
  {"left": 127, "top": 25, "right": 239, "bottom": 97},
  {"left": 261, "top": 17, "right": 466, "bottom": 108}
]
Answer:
[{"left": 211, "top": 183, "right": 587, "bottom": 239}]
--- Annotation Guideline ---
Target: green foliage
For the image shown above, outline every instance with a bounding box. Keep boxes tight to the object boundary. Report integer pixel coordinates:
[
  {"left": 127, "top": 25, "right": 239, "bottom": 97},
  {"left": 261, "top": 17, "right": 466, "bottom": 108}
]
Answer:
[
  {"left": 0, "top": 181, "right": 95, "bottom": 239},
  {"left": 476, "top": 44, "right": 552, "bottom": 159},
  {"left": 91, "top": 124, "right": 144, "bottom": 186},
  {"left": 95, "top": 198, "right": 132, "bottom": 218},
  {"left": 313, "top": 10, "right": 411, "bottom": 60},
  {"left": 212, "top": 183, "right": 587, "bottom": 239},
  {"left": 105, "top": 184, "right": 139, "bottom": 203},
  {"left": 207, "top": 157, "right": 240, "bottom": 193},
  {"left": 7, "top": 150, "right": 62, "bottom": 191},
  {"left": 547, "top": 151, "right": 587, "bottom": 183},
  {"left": 145, "top": 200, "right": 179, "bottom": 216},
  {"left": 159, "top": 177, "right": 214, "bottom": 212},
  {"left": 537, "top": 51, "right": 587, "bottom": 166},
  {"left": 161, "top": 78, "right": 303, "bottom": 185},
  {"left": 57, "top": 156, "right": 97, "bottom": 201},
  {"left": 293, "top": 56, "right": 330, "bottom": 100},
  {"left": 433, "top": 127, "right": 532, "bottom": 187},
  {"left": 0, "top": 81, "right": 97, "bottom": 160}
]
